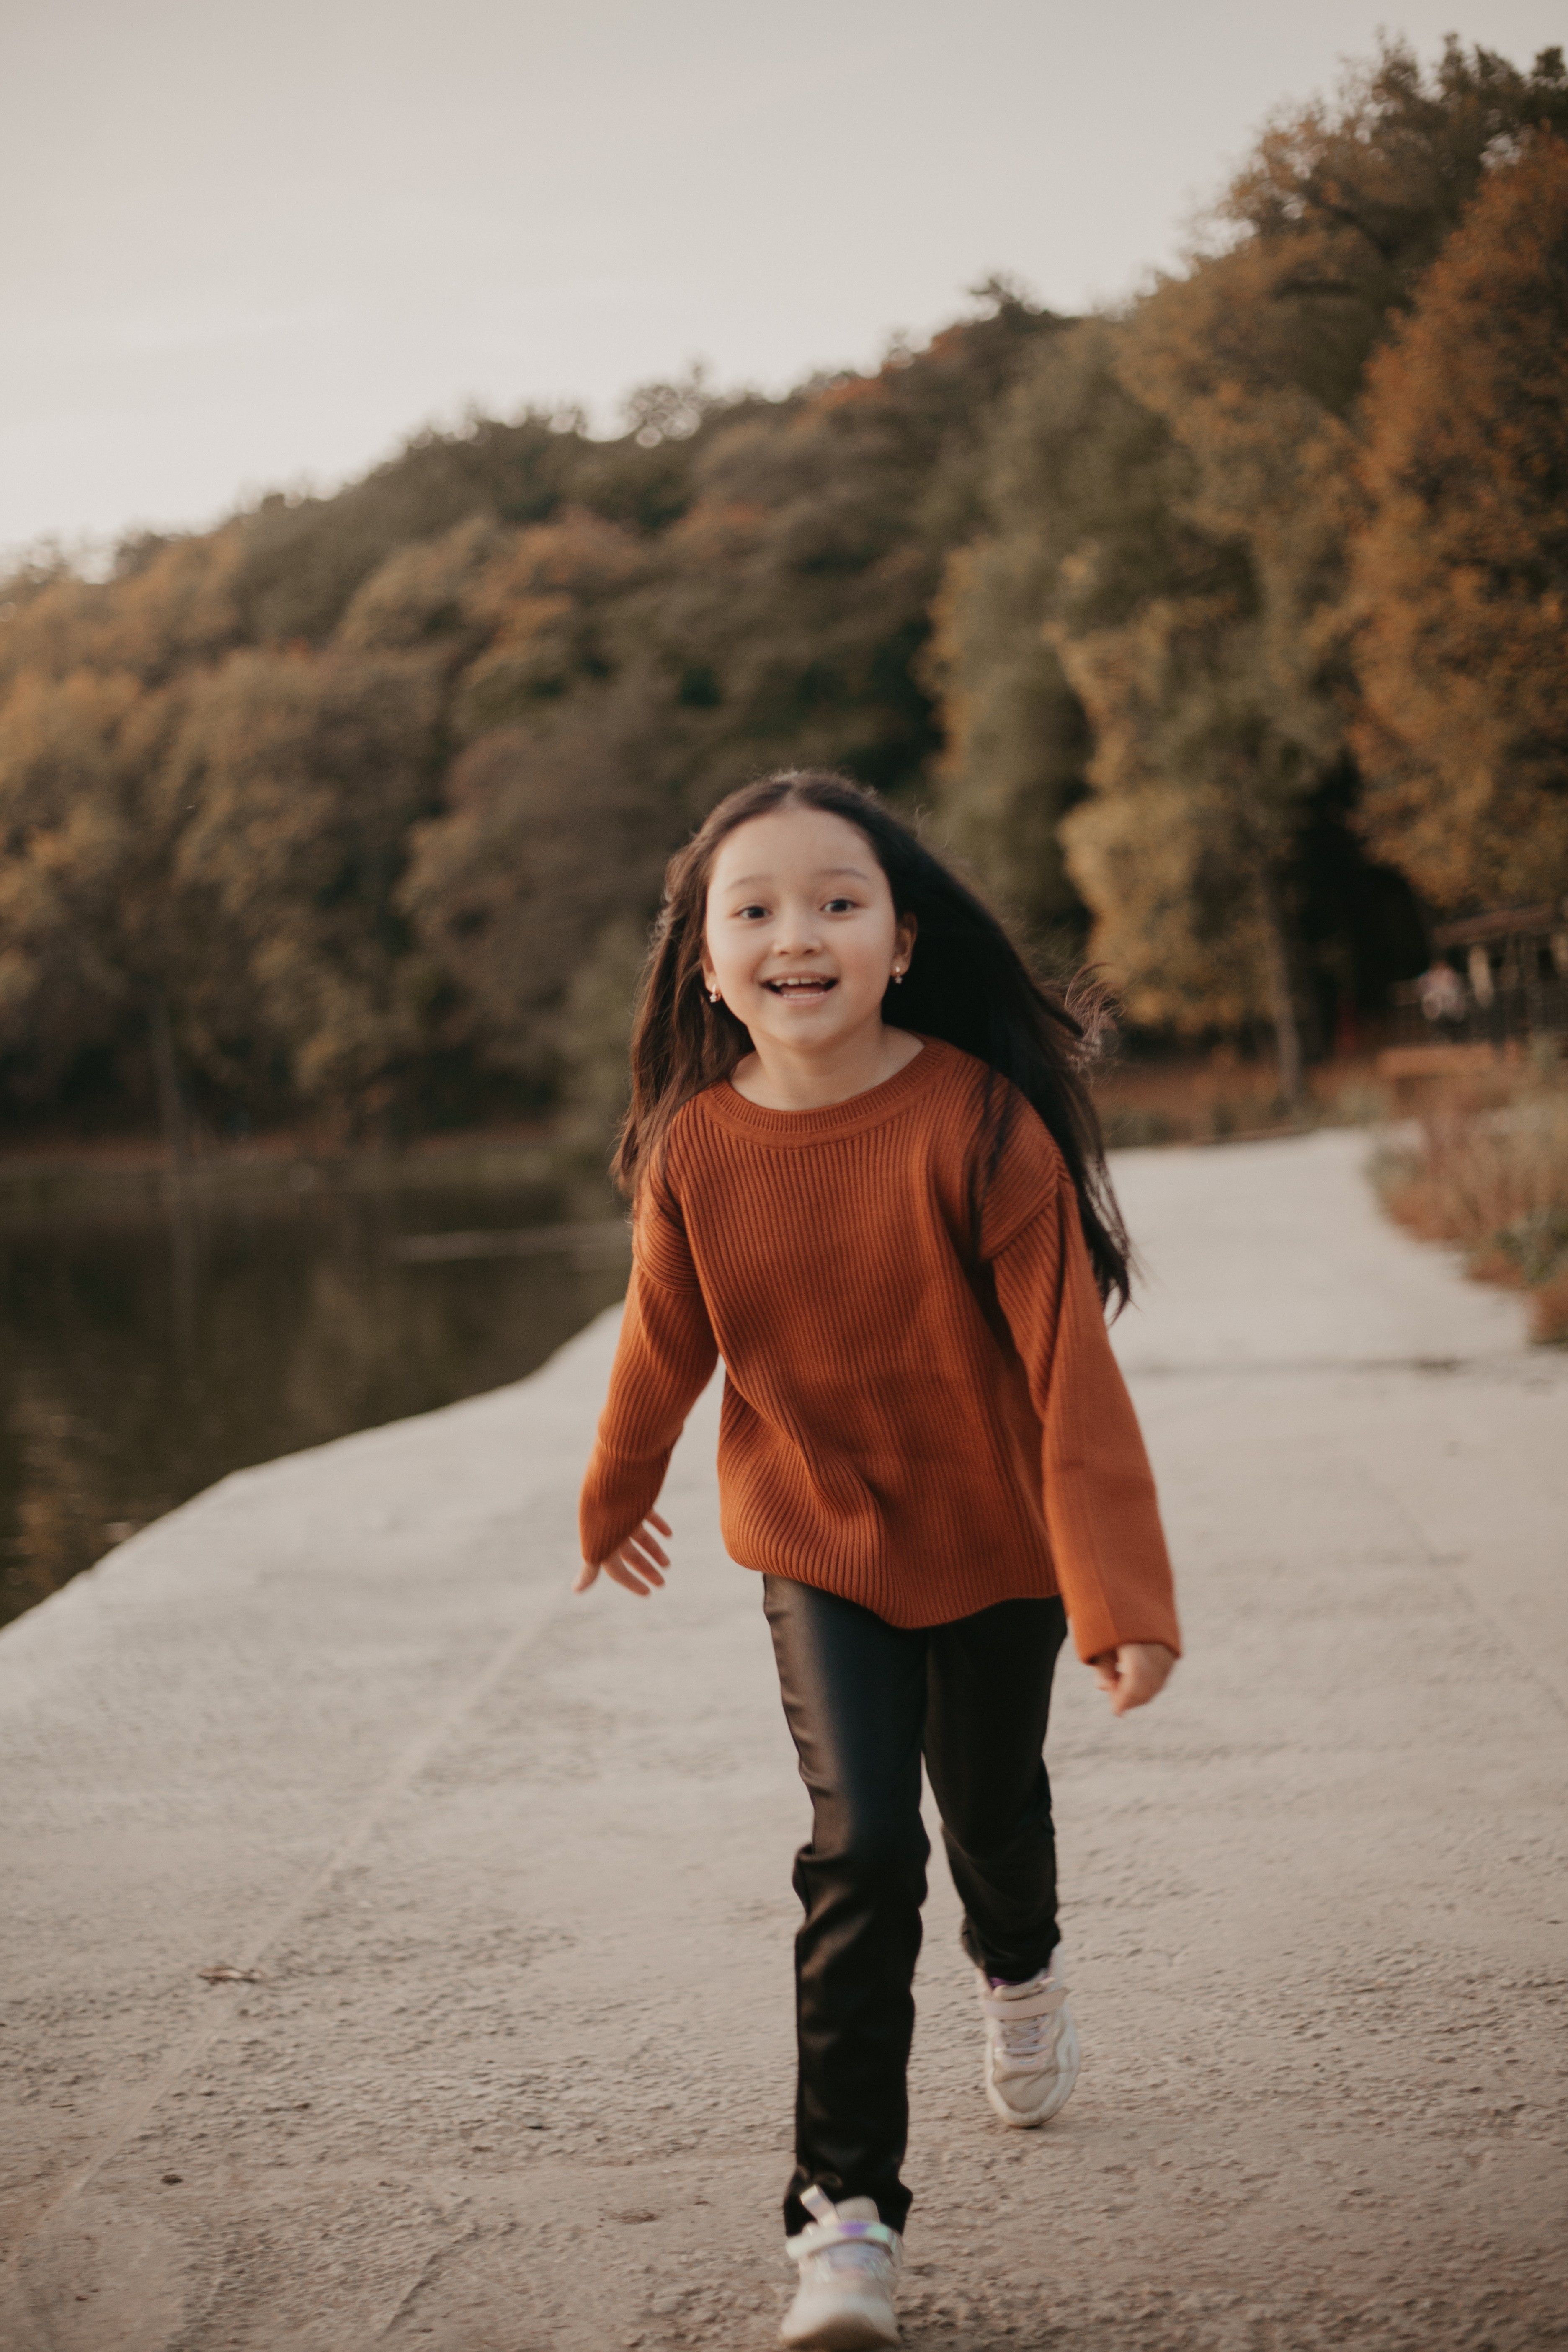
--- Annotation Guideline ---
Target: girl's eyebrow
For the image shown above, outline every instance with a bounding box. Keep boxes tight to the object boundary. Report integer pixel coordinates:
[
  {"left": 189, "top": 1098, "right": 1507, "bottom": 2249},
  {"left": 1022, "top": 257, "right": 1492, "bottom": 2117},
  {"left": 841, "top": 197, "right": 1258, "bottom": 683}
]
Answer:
[{"left": 720, "top": 864, "right": 874, "bottom": 890}]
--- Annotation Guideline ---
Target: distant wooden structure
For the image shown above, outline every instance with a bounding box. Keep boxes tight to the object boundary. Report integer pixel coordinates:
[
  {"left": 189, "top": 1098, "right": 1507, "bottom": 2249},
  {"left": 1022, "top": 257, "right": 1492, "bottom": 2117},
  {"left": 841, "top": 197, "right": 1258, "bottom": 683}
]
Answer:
[{"left": 1390, "top": 899, "right": 1568, "bottom": 1048}]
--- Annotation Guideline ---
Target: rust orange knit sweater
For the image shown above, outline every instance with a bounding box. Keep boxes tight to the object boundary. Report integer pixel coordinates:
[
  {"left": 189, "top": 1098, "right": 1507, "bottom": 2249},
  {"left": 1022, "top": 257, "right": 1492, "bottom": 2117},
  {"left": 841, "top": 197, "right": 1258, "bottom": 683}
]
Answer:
[{"left": 579, "top": 1037, "right": 1179, "bottom": 1661}]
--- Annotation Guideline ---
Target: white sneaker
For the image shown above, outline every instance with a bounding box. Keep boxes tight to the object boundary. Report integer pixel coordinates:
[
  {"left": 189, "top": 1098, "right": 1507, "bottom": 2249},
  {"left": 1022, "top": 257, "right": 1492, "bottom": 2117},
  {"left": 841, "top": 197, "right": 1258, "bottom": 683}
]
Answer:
[
  {"left": 976, "top": 1947, "right": 1080, "bottom": 2127},
  {"left": 782, "top": 2188, "right": 902, "bottom": 2349}
]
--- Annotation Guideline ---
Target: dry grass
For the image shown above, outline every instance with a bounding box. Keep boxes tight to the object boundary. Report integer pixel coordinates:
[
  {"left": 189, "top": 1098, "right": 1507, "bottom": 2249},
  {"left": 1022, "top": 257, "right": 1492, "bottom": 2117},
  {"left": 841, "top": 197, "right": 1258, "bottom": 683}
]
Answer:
[
  {"left": 1374, "top": 1047, "right": 1568, "bottom": 1344},
  {"left": 1093, "top": 1052, "right": 1391, "bottom": 1148}
]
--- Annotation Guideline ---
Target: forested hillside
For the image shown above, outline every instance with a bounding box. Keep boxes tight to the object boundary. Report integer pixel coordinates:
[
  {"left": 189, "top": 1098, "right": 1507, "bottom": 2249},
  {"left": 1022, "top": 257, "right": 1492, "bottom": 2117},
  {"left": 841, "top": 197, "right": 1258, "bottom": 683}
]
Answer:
[{"left": 3, "top": 36, "right": 1565, "bottom": 1146}]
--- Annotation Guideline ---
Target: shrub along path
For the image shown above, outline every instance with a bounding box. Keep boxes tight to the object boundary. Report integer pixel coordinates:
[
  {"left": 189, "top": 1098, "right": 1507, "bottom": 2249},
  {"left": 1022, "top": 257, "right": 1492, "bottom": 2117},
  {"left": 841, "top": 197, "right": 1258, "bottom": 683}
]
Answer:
[{"left": 1, "top": 1129, "right": 1564, "bottom": 2352}]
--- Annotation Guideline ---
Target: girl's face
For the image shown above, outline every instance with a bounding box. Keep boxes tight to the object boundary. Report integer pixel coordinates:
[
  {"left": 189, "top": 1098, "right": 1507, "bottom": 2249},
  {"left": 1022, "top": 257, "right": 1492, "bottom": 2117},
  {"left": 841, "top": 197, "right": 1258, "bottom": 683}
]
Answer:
[{"left": 702, "top": 806, "right": 916, "bottom": 1057}]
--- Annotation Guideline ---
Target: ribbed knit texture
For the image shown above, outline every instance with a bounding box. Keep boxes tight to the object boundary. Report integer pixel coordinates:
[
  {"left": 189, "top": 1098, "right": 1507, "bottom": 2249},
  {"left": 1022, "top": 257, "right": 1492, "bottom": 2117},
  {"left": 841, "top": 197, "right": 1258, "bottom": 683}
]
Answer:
[{"left": 579, "top": 1037, "right": 1179, "bottom": 1661}]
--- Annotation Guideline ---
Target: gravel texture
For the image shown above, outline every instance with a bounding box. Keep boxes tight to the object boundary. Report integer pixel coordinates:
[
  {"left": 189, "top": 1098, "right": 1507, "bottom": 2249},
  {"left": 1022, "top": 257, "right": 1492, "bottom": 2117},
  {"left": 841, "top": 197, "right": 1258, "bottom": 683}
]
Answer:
[{"left": 1, "top": 1127, "right": 1564, "bottom": 2352}]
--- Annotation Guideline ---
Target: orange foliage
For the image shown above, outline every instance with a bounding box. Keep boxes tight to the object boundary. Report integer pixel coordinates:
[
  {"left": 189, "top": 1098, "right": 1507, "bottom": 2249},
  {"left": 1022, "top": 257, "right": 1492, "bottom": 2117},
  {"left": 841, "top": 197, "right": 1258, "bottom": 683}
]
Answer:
[{"left": 1350, "top": 135, "right": 1568, "bottom": 909}]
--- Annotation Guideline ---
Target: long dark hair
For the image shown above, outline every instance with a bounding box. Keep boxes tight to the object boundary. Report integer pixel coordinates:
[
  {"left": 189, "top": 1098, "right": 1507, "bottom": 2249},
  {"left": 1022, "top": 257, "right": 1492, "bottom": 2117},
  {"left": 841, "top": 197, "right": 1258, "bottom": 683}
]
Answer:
[{"left": 614, "top": 770, "right": 1132, "bottom": 1310}]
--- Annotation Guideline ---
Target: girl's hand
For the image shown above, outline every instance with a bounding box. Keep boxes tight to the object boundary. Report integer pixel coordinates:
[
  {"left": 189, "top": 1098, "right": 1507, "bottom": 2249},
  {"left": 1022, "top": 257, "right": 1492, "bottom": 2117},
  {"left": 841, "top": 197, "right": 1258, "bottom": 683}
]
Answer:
[
  {"left": 574, "top": 1511, "right": 672, "bottom": 1599},
  {"left": 1092, "top": 1642, "right": 1176, "bottom": 1716}
]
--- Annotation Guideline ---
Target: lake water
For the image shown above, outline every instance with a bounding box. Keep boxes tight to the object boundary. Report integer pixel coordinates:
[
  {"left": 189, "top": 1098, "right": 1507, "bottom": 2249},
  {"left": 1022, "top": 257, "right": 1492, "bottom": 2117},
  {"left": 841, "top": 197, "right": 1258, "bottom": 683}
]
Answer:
[{"left": 0, "top": 1171, "right": 631, "bottom": 1629}]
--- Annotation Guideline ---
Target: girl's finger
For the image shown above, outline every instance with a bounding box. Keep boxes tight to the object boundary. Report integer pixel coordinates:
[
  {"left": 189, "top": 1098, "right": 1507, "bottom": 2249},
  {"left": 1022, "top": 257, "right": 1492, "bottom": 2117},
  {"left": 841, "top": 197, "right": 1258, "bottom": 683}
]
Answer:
[
  {"left": 573, "top": 1530, "right": 671, "bottom": 1597},
  {"left": 619, "top": 1538, "right": 669, "bottom": 1585},
  {"left": 647, "top": 1511, "right": 673, "bottom": 1537}
]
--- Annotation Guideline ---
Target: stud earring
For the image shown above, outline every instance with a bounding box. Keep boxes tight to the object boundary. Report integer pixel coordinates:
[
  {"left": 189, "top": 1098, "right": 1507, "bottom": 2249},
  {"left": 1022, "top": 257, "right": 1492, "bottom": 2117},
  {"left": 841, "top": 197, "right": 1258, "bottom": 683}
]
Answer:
[
  {"left": 892, "top": 967, "right": 905, "bottom": 985},
  {"left": 707, "top": 986, "right": 721, "bottom": 1004}
]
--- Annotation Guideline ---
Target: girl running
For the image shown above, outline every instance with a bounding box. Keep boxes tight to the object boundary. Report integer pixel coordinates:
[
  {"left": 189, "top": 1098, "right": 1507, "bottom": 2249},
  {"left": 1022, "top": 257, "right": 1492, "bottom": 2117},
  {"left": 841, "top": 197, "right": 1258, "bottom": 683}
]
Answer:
[{"left": 576, "top": 771, "right": 1179, "bottom": 2350}]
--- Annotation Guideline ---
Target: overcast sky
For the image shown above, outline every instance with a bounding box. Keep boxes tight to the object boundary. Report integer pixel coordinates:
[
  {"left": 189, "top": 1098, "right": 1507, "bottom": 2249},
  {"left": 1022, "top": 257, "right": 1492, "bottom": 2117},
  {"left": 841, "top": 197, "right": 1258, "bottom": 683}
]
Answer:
[{"left": 3, "top": 0, "right": 1563, "bottom": 556}]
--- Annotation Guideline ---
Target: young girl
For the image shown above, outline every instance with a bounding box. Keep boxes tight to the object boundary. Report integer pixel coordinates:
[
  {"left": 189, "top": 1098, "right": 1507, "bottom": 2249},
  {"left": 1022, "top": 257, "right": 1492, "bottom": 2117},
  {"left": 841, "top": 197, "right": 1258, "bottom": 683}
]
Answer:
[{"left": 576, "top": 771, "right": 1179, "bottom": 2351}]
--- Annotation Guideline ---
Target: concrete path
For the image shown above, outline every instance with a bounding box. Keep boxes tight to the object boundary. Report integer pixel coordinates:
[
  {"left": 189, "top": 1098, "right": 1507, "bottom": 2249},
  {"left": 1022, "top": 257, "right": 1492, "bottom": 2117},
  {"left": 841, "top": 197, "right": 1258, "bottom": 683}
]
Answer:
[{"left": 2, "top": 1129, "right": 1564, "bottom": 2352}]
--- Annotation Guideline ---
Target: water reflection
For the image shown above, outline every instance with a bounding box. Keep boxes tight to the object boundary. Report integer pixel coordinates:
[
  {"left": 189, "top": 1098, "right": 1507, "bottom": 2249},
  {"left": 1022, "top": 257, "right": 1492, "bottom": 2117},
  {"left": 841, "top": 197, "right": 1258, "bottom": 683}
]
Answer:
[{"left": 0, "top": 1177, "right": 630, "bottom": 1628}]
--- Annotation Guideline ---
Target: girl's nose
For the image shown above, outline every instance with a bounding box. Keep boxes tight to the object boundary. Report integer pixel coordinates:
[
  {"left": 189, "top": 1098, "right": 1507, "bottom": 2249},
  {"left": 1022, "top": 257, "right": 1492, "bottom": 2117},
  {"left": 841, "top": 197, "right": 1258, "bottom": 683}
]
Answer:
[{"left": 771, "top": 914, "right": 823, "bottom": 955}]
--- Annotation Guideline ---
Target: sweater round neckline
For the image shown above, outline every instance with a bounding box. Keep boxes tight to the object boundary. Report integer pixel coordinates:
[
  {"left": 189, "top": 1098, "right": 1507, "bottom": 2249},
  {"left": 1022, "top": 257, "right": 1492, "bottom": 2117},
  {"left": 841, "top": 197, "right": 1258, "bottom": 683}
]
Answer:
[{"left": 704, "top": 1035, "right": 946, "bottom": 1142}]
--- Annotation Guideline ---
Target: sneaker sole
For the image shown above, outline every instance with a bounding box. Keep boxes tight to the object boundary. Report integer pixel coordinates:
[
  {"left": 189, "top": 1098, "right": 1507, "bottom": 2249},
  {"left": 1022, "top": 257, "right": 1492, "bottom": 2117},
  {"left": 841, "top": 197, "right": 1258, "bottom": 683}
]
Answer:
[{"left": 781, "top": 2307, "right": 900, "bottom": 2351}]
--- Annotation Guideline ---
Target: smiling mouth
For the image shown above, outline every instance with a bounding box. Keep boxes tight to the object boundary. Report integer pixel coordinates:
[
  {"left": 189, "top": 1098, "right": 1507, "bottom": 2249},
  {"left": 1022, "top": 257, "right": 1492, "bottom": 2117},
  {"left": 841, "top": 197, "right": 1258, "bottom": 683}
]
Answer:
[{"left": 764, "top": 976, "right": 837, "bottom": 998}]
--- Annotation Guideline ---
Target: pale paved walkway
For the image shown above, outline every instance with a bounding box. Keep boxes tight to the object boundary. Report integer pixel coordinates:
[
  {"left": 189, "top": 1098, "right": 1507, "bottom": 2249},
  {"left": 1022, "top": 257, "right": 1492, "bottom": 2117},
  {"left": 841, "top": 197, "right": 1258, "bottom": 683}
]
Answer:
[{"left": 2, "top": 1130, "right": 1564, "bottom": 2352}]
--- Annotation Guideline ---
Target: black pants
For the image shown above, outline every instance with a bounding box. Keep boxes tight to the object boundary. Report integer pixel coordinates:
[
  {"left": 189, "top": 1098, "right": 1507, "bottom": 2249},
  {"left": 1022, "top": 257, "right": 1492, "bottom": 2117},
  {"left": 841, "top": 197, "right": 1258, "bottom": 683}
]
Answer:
[{"left": 763, "top": 1575, "right": 1067, "bottom": 2236}]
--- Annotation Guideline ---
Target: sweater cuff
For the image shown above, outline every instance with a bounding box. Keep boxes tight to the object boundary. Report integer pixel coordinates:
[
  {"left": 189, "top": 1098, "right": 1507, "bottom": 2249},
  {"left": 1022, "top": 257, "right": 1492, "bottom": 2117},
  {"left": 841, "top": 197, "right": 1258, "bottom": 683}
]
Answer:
[
  {"left": 578, "top": 1444, "right": 670, "bottom": 1566},
  {"left": 1068, "top": 1603, "right": 1182, "bottom": 1666}
]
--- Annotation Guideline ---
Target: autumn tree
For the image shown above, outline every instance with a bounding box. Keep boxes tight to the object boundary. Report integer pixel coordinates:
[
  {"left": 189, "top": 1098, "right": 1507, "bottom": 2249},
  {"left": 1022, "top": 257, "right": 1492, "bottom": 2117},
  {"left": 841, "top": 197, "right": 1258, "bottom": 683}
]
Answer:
[
  {"left": 1109, "top": 39, "right": 1567, "bottom": 1079},
  {"left": 611, "top": 286, "right": 1059, "bottom": 807},
  {"left": 936, "top": 38, "right": 1568, "bottom": 1089},
  {"left": 229, "top": 414, "right": 593, "bottom": 646},
  {"left": 925, "top": 320, "right": 1178, "bottom": 946},
  {"left": 400, "top": 293, "right": 1060, "bottom": 1101},
  {"left": 931, "top": 310, "right": 1336, "bottom": 1085},
  {"left": 0, "top": 528, "right": 244, "bottom": 696},
  {"left": 400, "top": 685, "right": 683, "bottom": 1110},
  {"left": 24, "top": 57, "right": 1568, "bottom": 1149},
  {"left": 167, "top": 648, "right": 444, "bottom": 1127},
  {"left": 0, "top": 664, "right": 242, "bottom": 1149},
  {"left": 1349, "top": 134, "right": 1568, "bottom": 909}
]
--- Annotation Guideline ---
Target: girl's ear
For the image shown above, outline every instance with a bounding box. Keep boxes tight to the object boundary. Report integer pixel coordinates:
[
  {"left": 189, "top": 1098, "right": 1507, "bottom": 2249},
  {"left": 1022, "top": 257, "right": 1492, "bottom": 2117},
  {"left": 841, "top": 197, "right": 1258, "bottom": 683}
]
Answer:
[{"left": 896, "top": 912, "right": 918, "bottom": 967}]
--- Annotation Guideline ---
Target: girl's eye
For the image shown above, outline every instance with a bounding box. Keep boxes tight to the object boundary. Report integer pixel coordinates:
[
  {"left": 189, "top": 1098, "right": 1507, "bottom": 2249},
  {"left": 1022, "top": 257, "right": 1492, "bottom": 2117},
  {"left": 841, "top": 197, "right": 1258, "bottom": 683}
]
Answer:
[
  {"left": 823, "top": 897, "right": 857, "bottom": 914},
  {"left": 735, "top": 904, "right": 769, "bottom": 920}
]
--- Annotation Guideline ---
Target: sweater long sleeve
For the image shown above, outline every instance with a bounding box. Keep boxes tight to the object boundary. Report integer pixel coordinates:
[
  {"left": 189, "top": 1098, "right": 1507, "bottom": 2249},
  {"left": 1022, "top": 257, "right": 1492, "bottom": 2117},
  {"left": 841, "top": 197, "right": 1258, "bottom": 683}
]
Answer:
[
  {"left": 578, "top": 1196, "right": 717, "bottom": 1568},
  {"left": 578, "top": 1036, "right": 1179, "bottom": 1653},
  {"left": 987, "top": 1169, "right": 1179, "bottom": 1661}
]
